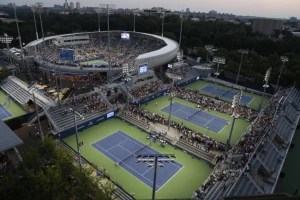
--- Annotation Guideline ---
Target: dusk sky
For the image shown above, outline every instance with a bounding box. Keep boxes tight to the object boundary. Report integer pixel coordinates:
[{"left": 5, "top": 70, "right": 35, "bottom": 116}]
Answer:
[{"left": 3, "top": 0, "right": 300, "bottom": 18}]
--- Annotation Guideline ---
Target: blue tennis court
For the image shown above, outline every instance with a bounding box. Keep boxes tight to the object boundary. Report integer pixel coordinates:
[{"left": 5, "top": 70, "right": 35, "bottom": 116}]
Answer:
[
  {"left": 200, "top": 85, "right": 254, "bottom": 105},
  {"left": 161, "top": 102, "right": 229, "bottom": 133},
  {"left": 91, "top": 131, "right": 183, "bottom": 191},
  {"left": 0, "top": 105, "right": 12, "bottom": 120}
]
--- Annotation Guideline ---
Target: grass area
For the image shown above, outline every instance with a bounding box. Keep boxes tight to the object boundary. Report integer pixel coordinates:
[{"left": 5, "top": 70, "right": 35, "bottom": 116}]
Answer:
[
  {"left": 185, "top": 80, "right": 270, "bottom": 110},
  {"left": 141, "top": 95, "right": 250, "bottom": 145},
  {"left": 275, "top": 129, "right": 300, "bottom": 197},
  {"left": 63, "top": 118, "right": 212, "bottom": 199},
  {"left": 0, "top": 90, "right": 28, "bottom": 120},
  {"left": 80, "top": 59, "right": 108, "bottom": 65}
]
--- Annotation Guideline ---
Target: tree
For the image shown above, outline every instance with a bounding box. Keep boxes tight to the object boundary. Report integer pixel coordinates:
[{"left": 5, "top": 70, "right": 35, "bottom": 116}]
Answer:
[
  {"left": 0, "top": 136, "right": 106, "bottom": 200},
  {"left": 0, "top": 66, "right": 11, "bottom": 80}
]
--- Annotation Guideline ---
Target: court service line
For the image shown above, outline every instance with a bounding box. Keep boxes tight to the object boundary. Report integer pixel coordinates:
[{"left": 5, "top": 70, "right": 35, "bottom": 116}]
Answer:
[
  {"left": 90, "top": 130, "right": 126, "bottom": 147},
  {"left": 106, "top": 139, "right": 128, "bottom": 152},
  {"left": 93, "top": 142, "right": 161, "bottom": 188},
  {"left": 141, "top": 166, "right": 153, "bottom": 176}
]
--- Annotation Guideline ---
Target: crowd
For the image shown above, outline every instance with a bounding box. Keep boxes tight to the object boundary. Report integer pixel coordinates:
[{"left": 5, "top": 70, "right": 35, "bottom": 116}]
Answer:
[
  {"left": 39, "top": 37, "right": 165, "bottom": 69},
  {"left": 193, "top": 88, "right": 290, "bottom": 198},
  {"left": 130, "top": 81, "right": 166, "bottom": 99},
  {"left": 125, "top": 104, "right": 226, "bottom": 152},
  {"left": 64, "top": 92, "right": 109, "bottom": 115},
  {"left": 0, "top": 152, "right": 12, "bottom": 170},
  {"left": 174, "top": 87, "right": 257, "bottom": 122}
]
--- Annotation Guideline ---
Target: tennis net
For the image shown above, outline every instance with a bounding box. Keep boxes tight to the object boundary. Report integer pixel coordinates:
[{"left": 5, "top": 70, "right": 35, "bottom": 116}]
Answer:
[
  {"left": 117, "top": 144, "right": 148, "bottom": 165},
  {"left": 187, "top": 107, "right": 203, "bottom": 119}
]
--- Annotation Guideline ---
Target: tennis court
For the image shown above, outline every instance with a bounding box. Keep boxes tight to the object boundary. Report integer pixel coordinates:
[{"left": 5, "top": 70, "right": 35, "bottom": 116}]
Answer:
[
  {"left": 0, "top": 104, "right": 12, "bottom": 120},
  {"left": 161, "top": 102, "right": 229, "bottom": 133},
  {"left": 200, "top": 85, "right": 254, "bottom": 105},
  {"left": 91, "top": 130, "right": 183, "bottom": 191}
]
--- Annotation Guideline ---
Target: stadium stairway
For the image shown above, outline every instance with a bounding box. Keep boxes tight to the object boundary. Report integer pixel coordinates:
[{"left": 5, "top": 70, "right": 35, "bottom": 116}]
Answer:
[
  {"left": 228, "top": 174, "right": 264, "bottom": 197},
  {"left": 56, "top": 140, "right": 134, "bottom": 200},
  {"left": 175, "top": 138, "right": 213, "bottom": 164}
]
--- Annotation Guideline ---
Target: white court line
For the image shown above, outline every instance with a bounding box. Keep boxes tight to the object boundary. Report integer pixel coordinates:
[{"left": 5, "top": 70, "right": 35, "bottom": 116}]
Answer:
[
  {"left": 156, "top": 166, "right": 184, "bottom": 192},
  {"left": 106, "top": 139, "right": 128, "bottom": 151},
  {"left": 204, "top": 116, "right": 216, "bottom": 126},
  {"left": 0, "top": 106, "right": 10, "bottom": 118},
  {"left": 246, "top": 96, "right": 255, "bottom": 106},
  {"left": 217, "top": 121, "right": 229, "bottom": 134},
  {"left": 142, "top": 166, "right": 153, "bottom": 176},
  {"left": 93, "top": 142, "right": 161, "bottom": 188},
  {"left": 90, "top": 130, "right": 125, "bottom": 147}
]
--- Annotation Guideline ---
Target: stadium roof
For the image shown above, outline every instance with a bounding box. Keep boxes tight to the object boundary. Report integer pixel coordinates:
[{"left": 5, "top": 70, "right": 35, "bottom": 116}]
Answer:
[
  {"left": 24, "top": 31, "right": 179, "bottom": 59},
  {"left": 0, "top": 120, "right": 23, "bottom": 152}
]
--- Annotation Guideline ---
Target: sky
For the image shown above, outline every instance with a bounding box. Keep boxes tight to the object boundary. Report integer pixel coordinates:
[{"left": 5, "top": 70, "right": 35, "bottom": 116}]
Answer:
[{"left": 3, "top": 0, "right": 300, "bottom": 18}]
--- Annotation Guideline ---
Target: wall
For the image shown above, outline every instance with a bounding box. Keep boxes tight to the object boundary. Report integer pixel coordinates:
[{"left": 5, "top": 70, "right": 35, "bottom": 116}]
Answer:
[{"left": 134, "top": 89, "right": 168, "bottom": 105}]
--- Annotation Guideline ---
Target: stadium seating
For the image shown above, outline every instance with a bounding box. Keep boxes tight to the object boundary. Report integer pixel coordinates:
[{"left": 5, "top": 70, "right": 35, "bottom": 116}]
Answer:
[
  {"left": 47, "top": 93, "right": 110, "bottom": 130},
  {"left": 228, "top": 174, "right": 263, "bottom": 196},
  {"left": 1, "top": 80, "right": 31, "bottom": 104}
]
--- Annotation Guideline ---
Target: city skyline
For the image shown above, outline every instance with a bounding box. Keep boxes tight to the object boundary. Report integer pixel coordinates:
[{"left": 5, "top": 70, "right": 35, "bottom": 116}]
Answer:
[{"left": 1, "top": 0, "right": 300, "bottom": 19}]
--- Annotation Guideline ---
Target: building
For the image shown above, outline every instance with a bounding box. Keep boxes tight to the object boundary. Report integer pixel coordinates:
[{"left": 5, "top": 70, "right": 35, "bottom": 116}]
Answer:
[
  {"left": 63, "top": 2, "right": 68, "bottom": 10},
  {"left": 142, "top": 7, "right": 171, "bottom": 16},
  {"left": 252, "top": 18, "right": 283, "bottom": 35},
  {"left": 186, "top": 8, "right": 190, "bottom": 13},
  {"left": 290, "top": 17, "right": 297, "bottom": 22},
  {"left": 76, "top": 2, "right": 80, "bottom": 10},
  {"left": 70, "top": 2, "right": 74, "bottom": 10}
]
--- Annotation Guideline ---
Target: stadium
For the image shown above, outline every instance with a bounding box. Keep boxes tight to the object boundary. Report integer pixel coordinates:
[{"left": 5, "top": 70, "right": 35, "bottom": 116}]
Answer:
[{"left": 1, "top": 27, "right": 300, "bottom": 200}]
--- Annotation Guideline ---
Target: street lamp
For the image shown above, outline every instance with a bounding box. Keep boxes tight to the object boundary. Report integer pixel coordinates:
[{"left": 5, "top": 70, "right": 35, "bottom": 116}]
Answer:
[
  {"left": 0, "top": 34, "right": 13, "bottom": 66},
  {"left": 205, "top": 45, "right": 214, "bottom": 63},
  {"left": 133, "top": 12, "right": 137, "bottom": 32},
  {"left": 226, "top": 90, "right": 242, "bottom": 151},
  {"left": 35, "top": 2, "right": 45, "bottom": 47},
  {"left": 95, "top": 7, "right": 102, "bottom": 39},
  {"left": 275, "top": 56, "right": 289, "bottom": 93},
  {"left": 236, "top": 49, "right": 248, "bottom": 85},
  {"left": 212, "top": 56, "right": 226, "bottom": 95},
  {"left": 258, "top": 67, "right": 272, "bottom": 111},
  {"left": 100, "top": 4, "right": 116, "bottom": 82},
  {"left": 136, "top": 154, "right": 176, "bottom": 200},
  {"left": 166, "top": 72, "right": 182, "bottom": 131}
]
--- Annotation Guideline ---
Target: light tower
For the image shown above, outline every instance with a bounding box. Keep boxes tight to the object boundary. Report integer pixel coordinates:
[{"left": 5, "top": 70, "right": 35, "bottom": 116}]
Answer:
[
  {"left": 30, "top": 6, "right": 39, "bottom": 40},
  {"left": 100, "top": 4, "right": 116, "bottom": 82},
  {"left": 136, "top": 154, "right": 176, "bottom": 200},
  {"left": 35, "top": 2, "right": 45, "bottom": 47},
  {"left": 161, "top": 11, "right": 166, "bottom": 37},
  {"left": 226, "top": 90, "right": 242, "bottom": 151},
  {"left": 275, "top": 56, "right": 289, "bottom": 93},
  {"left": 205, "top": 45, "right": 214, "bottom": 63},
  {"left": 258, "top": 67, "right": 272, "bottom": 111},
  {"left": 178, "top": 10, "right": 183, "bottom": 49},
  {"left": 123, "top": 63, "right": 131, "bottom": 108},
  {"left": 166, "top": 72, "right": 183, "bottom": 131},
  {"left": 236, "top": 49, "right": 248, "bottom": 85},
  {"left": 0, "top": 34, "right": 14, "bottom": 66},
  {"left": 212, "top": 56, "right": 226, "bottom": 95}
]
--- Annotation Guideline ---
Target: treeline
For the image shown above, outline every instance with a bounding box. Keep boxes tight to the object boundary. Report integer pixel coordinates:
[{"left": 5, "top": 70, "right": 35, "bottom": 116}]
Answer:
[{"left": 0, "top": 8, "right": 300, "bottom": 88}]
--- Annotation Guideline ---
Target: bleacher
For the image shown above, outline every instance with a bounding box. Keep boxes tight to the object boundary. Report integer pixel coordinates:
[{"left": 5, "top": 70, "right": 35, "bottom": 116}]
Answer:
[
  {"left": 1, "top": 80, "right": 31, "bottom": 104},
  {"left": 258, "top": 140, "right": 282, "bottom": 173},
  {"left": 274, "top": 117, "right": 294, "bottom": 143},
  {"left": 177, "top": 137, "right": 213, "bottom": 164},
  {"left": 284, "top": 104, "right": 299, "bottom": 123},
  {"left": 228, "top": 174, "right": 263, "bottom": 196},
  {"left": 119, "top": 113, "right": 149, "bottom": 131}
]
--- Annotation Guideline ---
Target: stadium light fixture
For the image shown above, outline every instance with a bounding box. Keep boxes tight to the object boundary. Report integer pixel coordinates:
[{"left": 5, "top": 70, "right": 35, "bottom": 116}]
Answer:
[
  {"left": 100, "top": 4, "right": 116, "bottom": 82},
  {"left": 136, "top": 154, "right": 175, "bottom": 200},
  {"left": 178, "top": 10, "right": 183, "bottom": 49},
  {"left": 236, "top": 49, "right": 248, "bottom": 85},
  {"left": 258, "top": 67, "right": 272, "bottom": 111},
  {"left": 12, "top": 3, "right": 27, "bottom": 72},
  {"left": 0, "top": 34, "right": 13, "bottom": 66},
  {"left": 212, "top": 56, "right": 226, "bottom": 95},
  {"left": 30, "top": 6, "right": 39, "bottom": 40},
  {"left": 275, "top": 56, "right": 289, "bottom": 93},
  {"left": 123, "top": 64, "right": 132, "bottom": 108},
  {"left": 166, "top": 72, "right": 182, "bottom": 131},
  {"left": 35, "top": 2, "right": 45, "bottom": 47},
  {"left": 226, "top": 90, "right": 242, "bottom": 151},
  {"left": 205, "top": 45, "right": 214, "bottom": 63}
]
